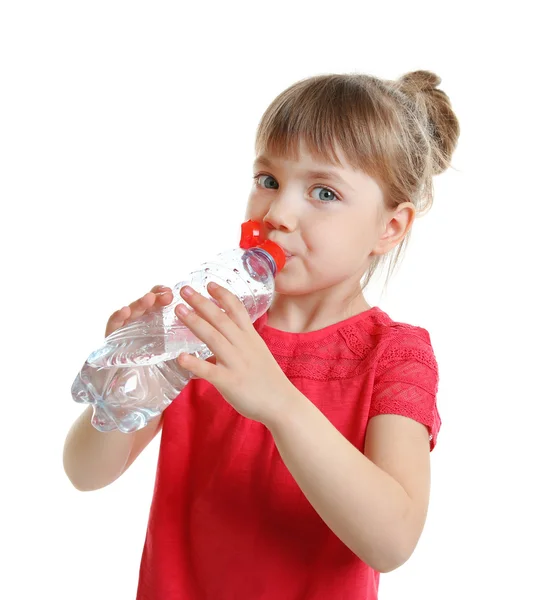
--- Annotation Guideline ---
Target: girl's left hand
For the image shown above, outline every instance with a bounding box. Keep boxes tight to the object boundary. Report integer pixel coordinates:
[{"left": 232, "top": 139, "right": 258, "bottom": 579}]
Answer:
[{"left": 175, "top": 282, "right": 295, "bottom": 425}]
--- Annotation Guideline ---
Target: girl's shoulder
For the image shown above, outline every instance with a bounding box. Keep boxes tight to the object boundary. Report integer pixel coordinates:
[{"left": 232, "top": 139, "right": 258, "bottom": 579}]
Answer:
[{"left": 335, "top": 306, "right": 435, "bottom": 361}]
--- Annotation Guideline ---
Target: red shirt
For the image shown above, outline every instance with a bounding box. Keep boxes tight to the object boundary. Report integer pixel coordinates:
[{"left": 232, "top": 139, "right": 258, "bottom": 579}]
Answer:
[{"left": 137, "top": 306, "right": 441, "bottom": 599}]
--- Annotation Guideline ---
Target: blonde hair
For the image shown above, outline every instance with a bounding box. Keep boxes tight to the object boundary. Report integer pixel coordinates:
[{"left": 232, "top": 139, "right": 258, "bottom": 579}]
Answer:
[{"left": 254, "top": 70, "right": 461, "bottom": 291}]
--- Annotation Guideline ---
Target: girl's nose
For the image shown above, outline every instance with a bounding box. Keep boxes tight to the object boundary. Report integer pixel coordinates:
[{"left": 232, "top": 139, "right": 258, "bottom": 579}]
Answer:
[{"left": 263, "top": 196, "right": 297, "bottom": 233}]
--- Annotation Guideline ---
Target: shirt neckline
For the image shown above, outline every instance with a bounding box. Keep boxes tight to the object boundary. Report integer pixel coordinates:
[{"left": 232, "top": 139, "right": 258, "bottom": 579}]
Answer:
[{"left": 254, "top": 306, "right": 383, "bottom": 343}]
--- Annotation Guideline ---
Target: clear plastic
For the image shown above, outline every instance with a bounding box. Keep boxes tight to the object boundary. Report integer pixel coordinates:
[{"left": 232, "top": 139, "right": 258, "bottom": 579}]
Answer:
[{"left": 71, "top": 247, "right": 277, "bottom": 433}]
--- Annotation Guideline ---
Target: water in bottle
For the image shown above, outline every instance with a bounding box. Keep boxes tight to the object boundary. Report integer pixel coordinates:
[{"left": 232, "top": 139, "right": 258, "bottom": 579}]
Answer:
[{"left": 71, "top": 221, "right": 285, "bottom": 433}]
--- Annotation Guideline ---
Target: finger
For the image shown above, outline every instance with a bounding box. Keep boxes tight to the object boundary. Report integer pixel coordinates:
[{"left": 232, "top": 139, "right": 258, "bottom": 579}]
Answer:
[
  {"left": 128, "top": 288, "right": 174, "bottom": 322},
  {"left": 178, "top": 285, "right": 242, "bottom": 345},
  {"left": 105, "top": 306, "right": 131, "bottom": 337},
  {"left": 150, "top": 284, "right": 170, "bottom": 294},
  {"left": 206, "top": 282, "right": 253, "bottom": 331},
  {"left": 175, "top": 303, "right": 233, "bottom": 359},
  {"left": 152, "top": 287, "right": 173, "bottom": 308},
  {"left": 177, "top": 351, "right": 220, "bottom": 384},
  {"left": 127, "top": 292, "right": 158, "bottom": 319},
  {"left": 106, "top": 286, "right": 172, "bottom": 337}
]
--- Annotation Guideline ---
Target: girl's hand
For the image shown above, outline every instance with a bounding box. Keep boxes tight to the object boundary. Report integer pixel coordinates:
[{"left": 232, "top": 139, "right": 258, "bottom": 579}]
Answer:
[
  {"left": 104, "top": 285, "right": 174, "bottom": 337},
  {"left": 174, "top": 282, "right": 295, "bottom": 425}
]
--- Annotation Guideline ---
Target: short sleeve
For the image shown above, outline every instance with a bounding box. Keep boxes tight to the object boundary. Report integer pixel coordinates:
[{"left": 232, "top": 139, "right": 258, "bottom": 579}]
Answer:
[{"left": 369, "top": 329, "right": 441, "bottom": 451}]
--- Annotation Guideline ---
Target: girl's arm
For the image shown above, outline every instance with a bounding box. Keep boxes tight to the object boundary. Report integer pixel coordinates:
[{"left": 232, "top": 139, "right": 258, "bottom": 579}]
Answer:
[
  {"left": 64, "top": 285, "right": 172, "bottom": 491},
  {"left": 63, "top": 405, "right": 164, "bottom": 491},
  {"left": 267, "top": 390, "right": 431, "bottom": 573}
]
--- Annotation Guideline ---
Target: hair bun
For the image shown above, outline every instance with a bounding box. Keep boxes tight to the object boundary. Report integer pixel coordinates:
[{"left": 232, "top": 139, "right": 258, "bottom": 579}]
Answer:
[
  {"left": 398, "top": 70, "right": 441, "bottom": 94},
  {"left": 397, "top": 70, "right": 459, "bottom": 175}
]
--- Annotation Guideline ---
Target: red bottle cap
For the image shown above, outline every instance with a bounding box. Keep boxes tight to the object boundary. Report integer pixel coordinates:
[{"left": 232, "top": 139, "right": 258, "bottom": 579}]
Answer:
[
  {"left": 239, "top": 220, "right": 264, "bottom": 249},
  {"left": 239, "top": 220, "right": 286, "bottom": 273}
]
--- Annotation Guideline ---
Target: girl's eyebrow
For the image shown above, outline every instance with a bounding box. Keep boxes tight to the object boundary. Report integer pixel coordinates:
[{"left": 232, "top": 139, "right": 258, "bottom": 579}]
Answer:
[
  {"left": 253, "top": 156, "right": 355, "bottom": 192},
  {"left": 253, "top": 156, "right": 276, "bottom": 170}
]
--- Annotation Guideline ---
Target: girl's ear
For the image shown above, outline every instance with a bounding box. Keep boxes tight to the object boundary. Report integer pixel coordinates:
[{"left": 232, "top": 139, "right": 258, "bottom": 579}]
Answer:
[{"left": 371, "top": 202, "right": 415, "bottom": 256}]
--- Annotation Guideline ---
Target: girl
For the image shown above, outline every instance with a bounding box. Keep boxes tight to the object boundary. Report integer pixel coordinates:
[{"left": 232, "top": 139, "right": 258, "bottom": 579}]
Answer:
[{"left": 64, "top": 69, "right": 460, "bottom": 599}]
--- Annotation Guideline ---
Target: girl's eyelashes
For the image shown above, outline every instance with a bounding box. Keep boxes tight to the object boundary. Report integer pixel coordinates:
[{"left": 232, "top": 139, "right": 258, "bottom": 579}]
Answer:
[
  {"left": 310, "top": 187, "right": 339, "bottom": 203},
  {"left": 252, "top": 173, "right": 341, "bottom": 203},
  {"left": 253, "top": 174, "right": 279, "bottom": 190}
]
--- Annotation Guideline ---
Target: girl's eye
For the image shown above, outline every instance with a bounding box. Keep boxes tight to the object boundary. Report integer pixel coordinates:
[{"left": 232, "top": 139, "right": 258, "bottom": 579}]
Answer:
[
  {"left": 254, "top": 174, "right": 279, "bottom": 189},
  {"left": 253, "top": 175, "right": 340, "bottom": 203},
  {"left": 311, "top": 186, "right": 339, "bottom": 203}
]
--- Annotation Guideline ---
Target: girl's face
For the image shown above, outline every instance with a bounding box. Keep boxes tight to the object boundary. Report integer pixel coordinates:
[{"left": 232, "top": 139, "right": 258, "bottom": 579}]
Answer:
[{"left": 245, "top": 140, "right": 387, "bottom": 300}]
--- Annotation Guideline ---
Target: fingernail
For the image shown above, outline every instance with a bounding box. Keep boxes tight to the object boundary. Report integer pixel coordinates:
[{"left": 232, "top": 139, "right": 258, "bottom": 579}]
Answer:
[
  {"left": 181, "top": 286, "right": 194, "bottom": 297},
  {"left": 177, "top": 304, "right": 190, "bottom": 316}
]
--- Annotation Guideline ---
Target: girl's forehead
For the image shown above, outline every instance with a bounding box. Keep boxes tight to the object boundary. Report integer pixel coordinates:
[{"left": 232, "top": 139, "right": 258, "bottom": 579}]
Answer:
[
  {"left": 254, "top": 152, "right": 357, "bottom": 182},
  {"left": 256, "top": 139, "right": 350, "bottom": 170}
]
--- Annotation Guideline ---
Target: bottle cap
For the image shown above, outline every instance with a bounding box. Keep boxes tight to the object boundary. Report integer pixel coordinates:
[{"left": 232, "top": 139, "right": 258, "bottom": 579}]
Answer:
[
  {"left": 239, "top": 220, "right": 286, "bottom": 273},
  {"left": 239, "top": 220, "right": 264, "bottom": 248}
]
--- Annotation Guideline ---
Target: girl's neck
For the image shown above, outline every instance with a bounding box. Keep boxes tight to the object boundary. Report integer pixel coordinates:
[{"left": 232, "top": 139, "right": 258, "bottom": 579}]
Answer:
[{"left": 265, "top": 292, "right": 372, "bottom": 334}]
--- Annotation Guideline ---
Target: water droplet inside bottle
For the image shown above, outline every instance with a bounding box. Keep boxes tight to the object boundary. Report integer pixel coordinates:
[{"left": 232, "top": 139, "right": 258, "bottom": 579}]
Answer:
[
  {"left": 205, "top": 268, "right": 210, "bottom": 272},
  {"left": 226, "top": 279, "right": 232, "bottom": 284},
  {"left": 233, "top": 268, "right": 240, "bottom": 274}
]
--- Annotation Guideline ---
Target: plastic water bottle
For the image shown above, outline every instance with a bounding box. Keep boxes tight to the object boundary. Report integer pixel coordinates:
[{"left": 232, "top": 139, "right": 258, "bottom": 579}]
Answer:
[{"left": 70, "top": 221, "right": 285, "bottom": 434}]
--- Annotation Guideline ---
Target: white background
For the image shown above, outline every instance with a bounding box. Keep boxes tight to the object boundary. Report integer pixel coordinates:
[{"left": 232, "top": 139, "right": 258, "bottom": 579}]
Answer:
[{"left": 1, "top": 1, "right": 546, "bottom": 598}]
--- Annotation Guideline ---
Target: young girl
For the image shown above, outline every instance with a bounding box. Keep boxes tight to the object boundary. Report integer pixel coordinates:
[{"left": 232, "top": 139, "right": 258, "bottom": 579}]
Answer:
[{"left": 64, "top": 69, "right": 460, "bottom": 599}]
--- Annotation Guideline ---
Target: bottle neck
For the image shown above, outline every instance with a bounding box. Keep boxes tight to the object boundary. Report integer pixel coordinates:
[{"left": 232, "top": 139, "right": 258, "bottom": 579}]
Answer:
[{"left": 248, "top": 247, "right": 277, "bottom": 277}]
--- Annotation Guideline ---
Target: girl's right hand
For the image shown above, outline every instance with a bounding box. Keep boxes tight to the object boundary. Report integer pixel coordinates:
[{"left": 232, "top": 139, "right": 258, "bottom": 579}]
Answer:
[{"left": 104, "top": 285, "right": 174, "bottom": 338}]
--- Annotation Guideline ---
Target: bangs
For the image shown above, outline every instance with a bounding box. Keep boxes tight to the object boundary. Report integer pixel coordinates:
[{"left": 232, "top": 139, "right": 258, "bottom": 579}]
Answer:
[{"left": 255, "top": 75, "right": 387, "bottom": 176}]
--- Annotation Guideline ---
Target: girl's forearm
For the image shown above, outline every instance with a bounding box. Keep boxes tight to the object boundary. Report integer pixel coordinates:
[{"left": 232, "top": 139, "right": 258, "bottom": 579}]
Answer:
[
  {"left": 63, "top": 406, "right": 135, "bottom": 491},
  {"left": 266, "top": 390, "right": 413, "bottom": 573},
  {"left": 63, "top": 406, "right": 161, "bottom": 491}
]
